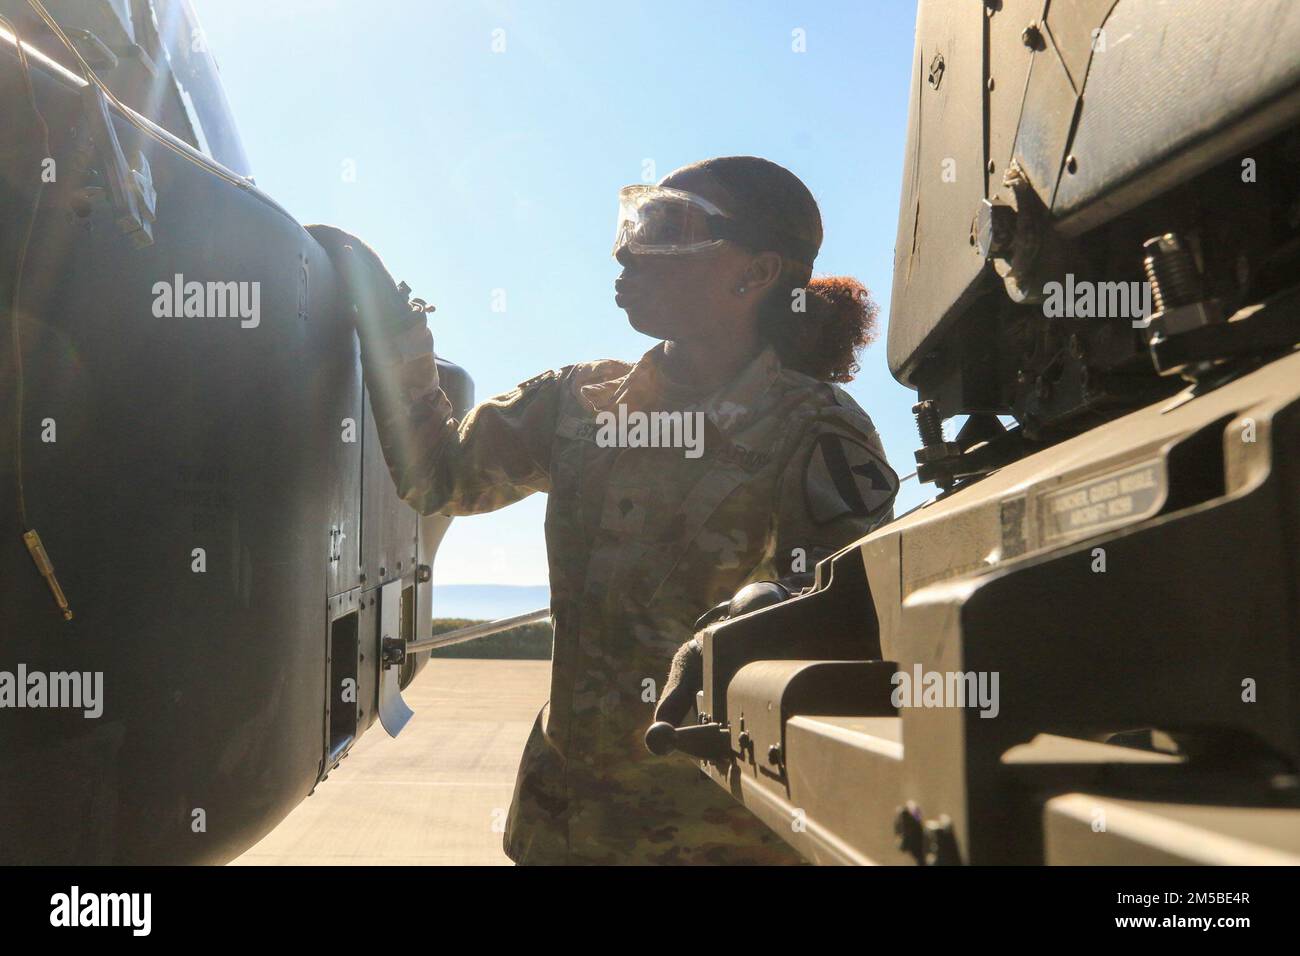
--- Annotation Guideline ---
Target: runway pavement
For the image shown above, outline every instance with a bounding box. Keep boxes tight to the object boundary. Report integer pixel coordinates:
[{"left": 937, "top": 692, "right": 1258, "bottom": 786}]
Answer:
[{"left": 232, "top": 659, "right": 550, "bottom": 865}]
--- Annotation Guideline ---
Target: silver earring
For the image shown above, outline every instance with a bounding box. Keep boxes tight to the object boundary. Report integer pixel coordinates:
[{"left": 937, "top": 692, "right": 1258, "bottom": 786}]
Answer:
[{"left": 735, "top": 284, "right": 747, "bottom": 294}]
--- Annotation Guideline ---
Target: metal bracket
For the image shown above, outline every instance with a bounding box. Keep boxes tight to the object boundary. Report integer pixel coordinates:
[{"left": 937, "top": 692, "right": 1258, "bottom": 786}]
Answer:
[
  {"left": 80, "top": 81, "right": 154, "bottom": 247},
  {"left": 377, "top": 580, "right": 413, "bottom": 737}
]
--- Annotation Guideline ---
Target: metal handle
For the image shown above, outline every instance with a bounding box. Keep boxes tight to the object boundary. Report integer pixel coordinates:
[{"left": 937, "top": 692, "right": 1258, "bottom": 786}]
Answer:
[{"left": 405, "top": 606, "right": 550, "bottom": 653}]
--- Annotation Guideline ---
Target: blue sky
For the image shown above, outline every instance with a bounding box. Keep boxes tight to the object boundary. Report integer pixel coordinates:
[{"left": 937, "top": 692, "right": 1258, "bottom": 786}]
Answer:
[{"left": 194, "top": 0, "right": 925, "bottom": 585}]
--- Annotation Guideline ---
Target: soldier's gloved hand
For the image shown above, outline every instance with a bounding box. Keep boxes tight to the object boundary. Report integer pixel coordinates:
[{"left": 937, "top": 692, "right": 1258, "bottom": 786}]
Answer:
[
  {"left": 653, "top": 582, "right": 795, "bottom": 730},
  {"left": 654, "top": 637, "right": 703, "bottom": 729},
  {"left": 306, "top": 224, "right": 426, "bottom": 345}
]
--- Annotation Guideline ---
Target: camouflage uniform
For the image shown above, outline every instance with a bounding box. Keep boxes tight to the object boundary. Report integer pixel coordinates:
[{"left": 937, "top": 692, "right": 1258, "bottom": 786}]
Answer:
[
  {"left": 335, "top": 230, "right": 899, "bottom": 862},
  {"left": 358, "top": 318, "right": 898, "bottom": 864}
]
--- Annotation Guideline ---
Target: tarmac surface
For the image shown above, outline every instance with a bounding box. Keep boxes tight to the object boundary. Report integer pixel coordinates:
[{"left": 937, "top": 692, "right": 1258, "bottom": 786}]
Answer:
[{"left": 232, "top": 659, "right": 549, "bottom": 865}]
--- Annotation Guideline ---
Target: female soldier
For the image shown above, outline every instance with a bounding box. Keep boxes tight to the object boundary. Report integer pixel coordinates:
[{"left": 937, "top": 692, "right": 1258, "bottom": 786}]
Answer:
[{"left": 308, "top": 155, "right": 898, "bottom": 865}]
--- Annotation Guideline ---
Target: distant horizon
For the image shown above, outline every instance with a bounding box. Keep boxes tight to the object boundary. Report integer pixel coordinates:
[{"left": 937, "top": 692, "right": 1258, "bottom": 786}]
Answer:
[{"left": 432, "top": 583, "right": 551, "bottom": 620}]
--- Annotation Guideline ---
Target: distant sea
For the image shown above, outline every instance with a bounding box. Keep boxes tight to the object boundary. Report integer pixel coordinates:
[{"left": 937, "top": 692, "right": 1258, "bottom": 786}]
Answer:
[{"left": 432, "top": 584, "right": 551, "bottom": 621}]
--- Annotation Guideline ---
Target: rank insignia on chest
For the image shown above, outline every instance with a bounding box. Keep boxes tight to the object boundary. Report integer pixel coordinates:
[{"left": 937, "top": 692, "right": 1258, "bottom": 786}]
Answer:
[
  {"left": 600, "top": 487, "right": 649, "bottom": 535},
  {"left": 804, "top": 433, "right": 899, "bottom": 524}
]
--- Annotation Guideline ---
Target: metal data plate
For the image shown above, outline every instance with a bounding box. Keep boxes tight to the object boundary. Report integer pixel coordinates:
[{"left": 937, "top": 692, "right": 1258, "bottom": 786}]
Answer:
[{"left": 378, "top": 580, "right": 414, "bottom": 737}]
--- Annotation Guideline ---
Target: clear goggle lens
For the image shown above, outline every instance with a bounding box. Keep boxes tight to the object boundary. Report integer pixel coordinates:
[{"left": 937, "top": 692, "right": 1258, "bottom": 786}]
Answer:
[{"left": 612, "top": 184, "right": 728, "bottom": 256}]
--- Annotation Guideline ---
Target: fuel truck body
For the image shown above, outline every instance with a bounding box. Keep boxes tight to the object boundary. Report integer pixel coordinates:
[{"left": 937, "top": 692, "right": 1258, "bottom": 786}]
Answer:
[
  {"left": 0, "top": 0, "right": 471, "bottom": 863},
  {"left": 649, "top": 0, "right": 1300, "bottom": 864}
]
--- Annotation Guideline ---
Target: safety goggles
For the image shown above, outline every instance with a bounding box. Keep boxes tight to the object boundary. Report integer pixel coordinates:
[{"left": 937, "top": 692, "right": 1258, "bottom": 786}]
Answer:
[{"left": 611, "top": 184, "right": 818, "bottom": 265}]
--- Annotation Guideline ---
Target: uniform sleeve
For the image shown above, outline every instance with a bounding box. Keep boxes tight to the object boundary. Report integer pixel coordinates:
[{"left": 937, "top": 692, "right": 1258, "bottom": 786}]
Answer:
[
  {"left": 768, "top": 401, "right": 899, "bottom": 582},
  {"left": 360, "top": 322, "right": 566, "bottom": 516}
]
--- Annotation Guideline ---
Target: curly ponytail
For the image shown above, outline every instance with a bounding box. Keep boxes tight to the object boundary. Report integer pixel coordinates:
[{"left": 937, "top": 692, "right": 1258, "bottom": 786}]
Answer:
[
  {"left": 678, "top": 156, "right": 879, "bottom": 382},
  {"left": 760, "top": 275, "right": 879, "bottom": 382}
]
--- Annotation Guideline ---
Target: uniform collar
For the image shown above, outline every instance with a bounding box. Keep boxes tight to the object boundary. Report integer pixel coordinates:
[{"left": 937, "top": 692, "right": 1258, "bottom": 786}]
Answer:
[
  {"left": 579, "top": 342, "right": 782, "bottom": 436},
  {"left": 696, "top": 344, "right": 782, "bottom": 434}
]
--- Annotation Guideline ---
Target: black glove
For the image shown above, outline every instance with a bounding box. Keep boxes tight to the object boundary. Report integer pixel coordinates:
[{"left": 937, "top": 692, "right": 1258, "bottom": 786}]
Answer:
[
  {"left": 654, "top": 637, "right": 703, "bottom": 729},
  {"left": 306, "top": 224, "right": 425, "bottom": 343},
  {"left": 655, "top": 579, "right": 798, "bottom": 729}
]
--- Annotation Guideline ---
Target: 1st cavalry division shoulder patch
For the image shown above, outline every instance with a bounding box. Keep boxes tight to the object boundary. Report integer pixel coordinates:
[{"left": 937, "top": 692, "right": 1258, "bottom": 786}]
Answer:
[{"left": 804, "top": 432, "right": 899, "bottom": 525}]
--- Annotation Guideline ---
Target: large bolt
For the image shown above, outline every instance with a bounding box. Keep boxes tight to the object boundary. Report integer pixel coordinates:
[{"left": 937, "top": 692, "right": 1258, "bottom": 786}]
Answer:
[
  {"left": 1142, "top": 233, "right": 1203, "bottom": 313},
  {"left": 913, "top": 401, "right": 945, "bottom": 448}
]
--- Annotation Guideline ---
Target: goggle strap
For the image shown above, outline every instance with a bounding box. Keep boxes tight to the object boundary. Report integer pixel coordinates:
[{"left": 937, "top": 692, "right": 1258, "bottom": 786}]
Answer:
[{"left": 705, "top": 214, "right": 818, "bottom": 267}]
